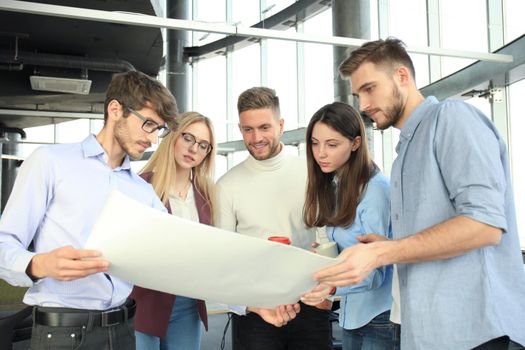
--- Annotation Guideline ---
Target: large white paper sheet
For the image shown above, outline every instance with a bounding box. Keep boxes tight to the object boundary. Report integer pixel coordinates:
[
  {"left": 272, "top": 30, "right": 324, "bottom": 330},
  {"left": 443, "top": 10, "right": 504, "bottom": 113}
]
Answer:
[{"left": 84, "top": 190, "right": 337, "bottom": 308}]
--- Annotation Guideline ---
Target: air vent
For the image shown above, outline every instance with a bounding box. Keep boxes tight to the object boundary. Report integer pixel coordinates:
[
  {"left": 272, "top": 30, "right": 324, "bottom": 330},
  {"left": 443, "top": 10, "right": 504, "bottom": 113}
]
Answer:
[
  {"left": 282, "top": 20, "right": 297, "bottom": 27},
  {"left": 29, "top": 76, "right": 92, "bottom": 95}
]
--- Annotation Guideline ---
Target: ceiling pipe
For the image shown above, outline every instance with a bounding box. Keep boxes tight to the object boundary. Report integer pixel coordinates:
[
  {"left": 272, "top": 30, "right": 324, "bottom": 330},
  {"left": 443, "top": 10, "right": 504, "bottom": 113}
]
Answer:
[
  {"left": 0, "top": 125, "right": 27, "bottom": 139},
  {"left": 0, "top": 63, "right": 23, "bottom": 71},
  {"left": 0, "top": 49, "right": 135, "bottom": 72}
]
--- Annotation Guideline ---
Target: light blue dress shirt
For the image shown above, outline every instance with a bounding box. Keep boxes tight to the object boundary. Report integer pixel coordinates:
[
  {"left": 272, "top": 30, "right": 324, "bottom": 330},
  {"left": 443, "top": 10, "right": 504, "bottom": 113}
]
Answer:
[
  {"left": 0, "top": 134, "right": 165, "bottom": 310},
  {"left": 391, "top": 97, "right": 525, "bottom": 349},
  {"left": 328, "top": 172, "right": 393, "bottom": 330}
]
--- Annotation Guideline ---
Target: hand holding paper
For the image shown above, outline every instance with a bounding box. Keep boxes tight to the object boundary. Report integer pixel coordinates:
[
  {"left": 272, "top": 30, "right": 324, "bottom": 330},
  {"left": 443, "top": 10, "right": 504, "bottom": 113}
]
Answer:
[{"left": 85, "top": 190, "right": 338, "bottom": 308}]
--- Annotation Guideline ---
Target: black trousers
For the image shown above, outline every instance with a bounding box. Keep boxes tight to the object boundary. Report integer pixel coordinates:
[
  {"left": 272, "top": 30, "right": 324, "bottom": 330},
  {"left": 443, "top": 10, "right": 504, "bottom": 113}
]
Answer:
[
  {"left": 472, "top": 336, "right": 525, "bottom": 350},
  {"left": 29, "top": 302, "right": 136, "bottom": 350},
  {"left": 232, "top": 302, "right": 332, "bottom": 350}
]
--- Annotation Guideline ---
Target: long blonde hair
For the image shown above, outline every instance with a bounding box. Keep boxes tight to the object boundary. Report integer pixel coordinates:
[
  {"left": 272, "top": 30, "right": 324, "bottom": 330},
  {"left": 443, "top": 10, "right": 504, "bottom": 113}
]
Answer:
[{"left": 140, "top": 112, "right": 216, "bottom": 224}]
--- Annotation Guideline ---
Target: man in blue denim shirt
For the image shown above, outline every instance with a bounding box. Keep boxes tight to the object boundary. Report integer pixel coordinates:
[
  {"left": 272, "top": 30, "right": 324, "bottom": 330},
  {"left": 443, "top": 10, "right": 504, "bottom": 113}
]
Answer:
[{"left": 315, "top": 38, "right": 525, "bottom": 350}]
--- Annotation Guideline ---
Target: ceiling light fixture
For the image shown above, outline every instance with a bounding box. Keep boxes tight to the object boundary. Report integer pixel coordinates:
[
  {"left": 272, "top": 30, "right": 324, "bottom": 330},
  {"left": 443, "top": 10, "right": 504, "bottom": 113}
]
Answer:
[{"left": 29, "top": 75, "right": 92, "bottom": 95}]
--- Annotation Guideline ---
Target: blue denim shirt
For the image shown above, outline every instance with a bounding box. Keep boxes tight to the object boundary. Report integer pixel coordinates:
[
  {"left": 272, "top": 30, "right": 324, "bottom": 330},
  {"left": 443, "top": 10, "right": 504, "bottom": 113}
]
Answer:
[
  {"left": 0, "top": 134, "right": 165, "bottom": 310},
  {"left": 391, "top": 97, "right": 525, "bottom": 349},
  {"left": 328, "top": 173, "right": 393, "bottom": 330}
]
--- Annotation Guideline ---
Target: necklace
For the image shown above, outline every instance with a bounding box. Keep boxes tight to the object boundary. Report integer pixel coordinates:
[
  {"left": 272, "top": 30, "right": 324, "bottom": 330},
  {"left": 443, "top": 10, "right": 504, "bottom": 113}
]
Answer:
[{"left": 175, "top": 181, "right": 191, "bottom": 198}]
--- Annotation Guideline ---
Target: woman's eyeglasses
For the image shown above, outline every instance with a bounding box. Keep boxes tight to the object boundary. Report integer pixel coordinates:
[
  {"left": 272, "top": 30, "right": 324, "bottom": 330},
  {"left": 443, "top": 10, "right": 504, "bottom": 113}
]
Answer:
[{"left": 181, "top": 132, "right": 212, "bottom": 154}]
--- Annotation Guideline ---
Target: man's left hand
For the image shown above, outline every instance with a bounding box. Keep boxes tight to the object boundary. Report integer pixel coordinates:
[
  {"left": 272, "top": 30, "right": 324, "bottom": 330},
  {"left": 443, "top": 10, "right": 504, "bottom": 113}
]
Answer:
[{"left": 247, "top": 303, "right": 300, "bottom": 327}]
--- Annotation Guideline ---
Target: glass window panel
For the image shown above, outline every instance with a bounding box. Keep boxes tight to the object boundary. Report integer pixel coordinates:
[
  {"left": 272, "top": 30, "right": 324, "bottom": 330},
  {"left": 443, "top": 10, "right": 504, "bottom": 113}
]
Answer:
[
  {"left": 194, "top": 0, "right": 226, "bottom": 45},
  {"left": 303, "top": 8, "right": 331, "bottom": 35},
  {"left": 508, "top": 78, "right": 525, "bottom": 247},
  {"left": 194, "top": 33, "right": 227, "bottom": 46},
  {"left": 232, "top": 0, "right": 260, "bottom": 26},
  {"left": 410, "top": 54, "right": 430, "bottom": 89},
  {"left": 20, "top": 143, "right": 41, "bottom": 159},
  {"left": 369, "top": 1, "right": 379, "bottom": 39},
  {"left": 388, "top": 2, "right": 429, "bottom": 86},
  {"left": 231, "top": 44, "right": 261, "bottom": 140},
  {"left": 195, "top": 0, "right": 225, "bottom": 21},
  {"left": 55, "top": 119, "right": 90, "bottom": 144},
  {"left": 391, "top": 128, "right": 400, "bottom": 155},
  {"left": 283, "top": 144, "right": 299, "bottom": 156},
  {"left": 303, "top": 11, "right": 334, "bottom": 123},
  {"left": 504, "top": 0, "right": 525, "bottom": 44},
  {"left": 266, "top": 34, "right": 298, "bottom": 131},
  {"left": 195, "top": 56, "right": 227, "bottom": 143},
  {"left": 24, "top": 123, "right": 54, "bottom": 143},
  {"left": 465, "top": 96, "right": 491, "bottom": 117},
  {"left": 262, "top": 0, "right": 295, "bottom": 17},
  {"left": 20, "top": 123, "right": 54, "bottom": 158},
  {"left": 389, "top": 2, "right": 428, "bottom": 45},
  {"left": 215, "top": 154, "right": 228, "bottom": 180},
  {"left": 440, "top": 0, "right": 488, "bottom": 77},
  {"left": 232, "top": 150, "right": 249, "bottom": 167},
  {"left": 373, "top": 129, "right": 383, "bottom": 171},
  {"left": 90, "top": 119, "right": 104, "bottom": 135}
]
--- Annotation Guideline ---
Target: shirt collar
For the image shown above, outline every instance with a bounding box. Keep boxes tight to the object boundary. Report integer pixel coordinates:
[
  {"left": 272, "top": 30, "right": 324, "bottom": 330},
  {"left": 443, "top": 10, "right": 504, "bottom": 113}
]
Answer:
[
  {"left": 398, "top": 96, "right": 438, "bottom": 143},
  {"left": 81, "top": 134, "right": 132, "bottom": 170}
]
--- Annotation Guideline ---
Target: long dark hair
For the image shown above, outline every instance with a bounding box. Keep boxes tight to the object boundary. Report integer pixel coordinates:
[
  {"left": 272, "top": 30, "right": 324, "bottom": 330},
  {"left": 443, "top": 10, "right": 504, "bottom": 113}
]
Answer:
[{"left": 303, "top": 102, "right": 377, "bottom": 227}]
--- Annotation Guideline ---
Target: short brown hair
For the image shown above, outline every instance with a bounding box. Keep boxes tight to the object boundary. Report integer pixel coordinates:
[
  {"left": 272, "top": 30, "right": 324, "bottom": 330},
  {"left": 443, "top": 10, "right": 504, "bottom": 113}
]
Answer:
[
  {"left": 104, "top": 70, "right": 178, "bottom": 125},
  {"left": 237, "top": 87, "right": 280, "bottom": 118},
  {"left": 339, "top": 37, "right": 416, "bottom": 80}
]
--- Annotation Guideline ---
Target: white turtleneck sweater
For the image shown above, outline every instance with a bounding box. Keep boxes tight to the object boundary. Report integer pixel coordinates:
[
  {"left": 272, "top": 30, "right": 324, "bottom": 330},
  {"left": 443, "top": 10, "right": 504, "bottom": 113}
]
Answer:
[{"left": 217, "top": 148, "right": 315, "bottom": 251}]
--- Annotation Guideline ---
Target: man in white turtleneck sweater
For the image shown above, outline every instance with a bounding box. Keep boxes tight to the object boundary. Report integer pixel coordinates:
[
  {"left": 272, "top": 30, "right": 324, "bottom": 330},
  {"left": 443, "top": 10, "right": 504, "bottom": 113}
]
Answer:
[{"left": 217, "top": 87, "right": 332, "bottom": 350}]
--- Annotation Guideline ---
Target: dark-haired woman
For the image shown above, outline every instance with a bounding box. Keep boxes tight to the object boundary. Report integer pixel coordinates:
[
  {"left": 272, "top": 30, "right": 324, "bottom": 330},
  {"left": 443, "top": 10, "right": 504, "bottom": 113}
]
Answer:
[{"left": 301, "top": 102, "right": 399, "bottom": 350}]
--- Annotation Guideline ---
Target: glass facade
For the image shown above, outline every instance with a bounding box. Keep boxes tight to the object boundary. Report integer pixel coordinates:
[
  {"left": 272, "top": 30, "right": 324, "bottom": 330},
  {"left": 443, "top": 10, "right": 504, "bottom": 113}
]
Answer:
[{"left": 11, "top": 0, "right": 525, "bottom": 246}]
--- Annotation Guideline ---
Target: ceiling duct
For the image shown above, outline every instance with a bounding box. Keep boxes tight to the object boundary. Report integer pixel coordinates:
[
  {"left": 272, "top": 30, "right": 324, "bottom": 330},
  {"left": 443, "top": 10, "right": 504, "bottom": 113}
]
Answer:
[
  {"left": 0, "top": 50, "right": 135, "bottom": 72},
  {"left": 29, "top": 75, "right": 92, "bottom": 94}
]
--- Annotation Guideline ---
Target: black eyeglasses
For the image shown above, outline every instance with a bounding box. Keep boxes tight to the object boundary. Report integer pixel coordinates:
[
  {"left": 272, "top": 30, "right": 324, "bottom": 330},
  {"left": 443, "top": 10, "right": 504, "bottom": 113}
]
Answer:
[
  {"left": 181, "top": 132, "right": 212, "bottom": 154},
  {"left": 125, "top": 106, "right": 171, "bottom": 138}
]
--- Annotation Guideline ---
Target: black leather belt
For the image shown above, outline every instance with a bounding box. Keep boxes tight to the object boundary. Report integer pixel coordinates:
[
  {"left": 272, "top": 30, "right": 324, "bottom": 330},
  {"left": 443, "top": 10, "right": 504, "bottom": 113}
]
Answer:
[{"left": 34, "top": 300, "right": 136, "bottom": 327}]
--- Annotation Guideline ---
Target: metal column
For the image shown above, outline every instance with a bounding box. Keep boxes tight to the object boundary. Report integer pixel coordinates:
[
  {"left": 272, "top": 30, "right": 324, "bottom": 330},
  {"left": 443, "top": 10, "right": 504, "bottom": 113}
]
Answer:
[
  {"left": 0, "top": 128, "right": 24, "bottom": 212},
  {"left": 332, "top": 0, "right": 374, "bottom": 156},
  {"left": 166, "top": 0, "right": 191, "bottom": 113}
]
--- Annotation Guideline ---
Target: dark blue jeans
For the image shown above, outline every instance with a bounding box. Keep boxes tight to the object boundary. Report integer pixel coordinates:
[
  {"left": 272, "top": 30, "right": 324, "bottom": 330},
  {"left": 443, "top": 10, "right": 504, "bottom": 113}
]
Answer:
[
  {"left": 342, "top": 310, "right": 400, "bottom": 350},
  {"left": 232, "top": 303, "right": 332, "bottom": 350}
]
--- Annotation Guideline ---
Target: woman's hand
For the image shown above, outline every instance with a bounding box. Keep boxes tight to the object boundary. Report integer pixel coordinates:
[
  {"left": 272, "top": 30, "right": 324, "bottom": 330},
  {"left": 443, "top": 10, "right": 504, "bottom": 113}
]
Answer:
[{"left": 300, "top": 283, "right": 334, "bottom": 306}]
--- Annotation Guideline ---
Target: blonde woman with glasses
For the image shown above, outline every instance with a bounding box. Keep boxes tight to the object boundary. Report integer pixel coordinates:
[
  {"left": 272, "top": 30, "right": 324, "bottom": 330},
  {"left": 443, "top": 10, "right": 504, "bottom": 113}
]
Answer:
[{"left": 131, "top": 112, "right": 216, "bottom": 350}]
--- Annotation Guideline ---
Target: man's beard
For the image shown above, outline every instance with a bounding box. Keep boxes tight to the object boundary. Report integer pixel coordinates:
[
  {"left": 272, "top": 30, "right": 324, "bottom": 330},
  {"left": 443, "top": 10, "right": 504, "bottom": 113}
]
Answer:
[
  {"left": 377, "top": 85, "right": 405, "bottom": 130},
  {"left": 114, "top": 119, "right": 148, "bottom": 160},
  {"left": 247, "top": 141, "right": 281, "bottom": 160}
]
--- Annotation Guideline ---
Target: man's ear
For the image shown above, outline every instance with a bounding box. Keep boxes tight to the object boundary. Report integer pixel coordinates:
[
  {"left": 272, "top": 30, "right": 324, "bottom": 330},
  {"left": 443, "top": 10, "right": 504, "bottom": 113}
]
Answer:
[
  {"left": 107, "top": 99, "right": 122, "bottom": 122},
  {"left": 279, "top": 118, "right": 284, "bottom": 134},
  {"left": 396, "top": 66, "right": 411, "bottom": 86}
]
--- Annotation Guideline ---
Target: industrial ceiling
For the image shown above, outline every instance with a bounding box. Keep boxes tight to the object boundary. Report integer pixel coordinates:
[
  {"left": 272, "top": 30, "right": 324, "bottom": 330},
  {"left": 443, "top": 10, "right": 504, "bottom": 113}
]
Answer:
[{"left": 0, "top": 0, "right": 164, "bottom": 129}]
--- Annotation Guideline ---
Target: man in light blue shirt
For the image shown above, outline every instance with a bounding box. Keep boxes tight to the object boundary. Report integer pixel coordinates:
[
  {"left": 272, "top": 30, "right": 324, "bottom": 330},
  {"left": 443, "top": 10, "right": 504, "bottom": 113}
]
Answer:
[
  {"left": 315, "top": 38, "right": 525, "bottom": 350},
  {"left": 0, "top": 70, "right": 177, "bottom": 349}
]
